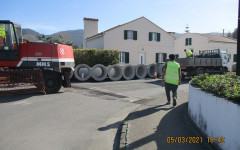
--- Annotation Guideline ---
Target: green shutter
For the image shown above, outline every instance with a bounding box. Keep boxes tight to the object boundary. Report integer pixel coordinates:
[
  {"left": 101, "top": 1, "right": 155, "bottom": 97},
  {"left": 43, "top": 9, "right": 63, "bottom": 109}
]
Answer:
[
  {"left": 185, "top": 38, "right": 188, "bottom": 46},
  {"left": 133, "top": 31, "right": 137, "bottom": 40},
  {"left": 125, "top": 52, "right": 129, "bottom": 63},
  {"left": 157, "top": 33, "right": 160, "bottom": 42},
  {"left": 124, "top": 30, "right": 128, "bottom": 40},
  {"left": 234, "top": 54, "right": 237, "bottom": 62},
  {"left": 163, "top": 53, "right": 167, "bottom": 62},
  {"left": 189, "top": 38, "right": 192, "bottom": 45},
  {"left": 156, "top": 53, "right": 159, "bottom": 63},
  {"left": 149, "top": 32, "right": 152, "bottom": 41}
]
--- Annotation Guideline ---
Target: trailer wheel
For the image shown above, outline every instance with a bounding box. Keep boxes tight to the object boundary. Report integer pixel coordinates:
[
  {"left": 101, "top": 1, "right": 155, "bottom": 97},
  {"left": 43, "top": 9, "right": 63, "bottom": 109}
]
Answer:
[
  {"left": 195, "top": 68, "right": 204, "bottom": 76},
  {"left": 43, "top": 71, "right": 62, "bottom": 93},
  {"left": 181, "top": 75, "right": 185, "bottom": 80}
]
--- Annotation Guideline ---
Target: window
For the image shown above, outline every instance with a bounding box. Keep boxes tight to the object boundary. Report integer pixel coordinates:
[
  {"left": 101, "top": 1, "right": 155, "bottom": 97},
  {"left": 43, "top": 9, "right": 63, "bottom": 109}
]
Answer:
[
  {"left": 185, "top": 38, "right": 192, "bottom": 46},
  {"left": 234, "top": 54, "right": 237, "bottom": 62},
  {"left": 127, "top": 31, "right": 133, "bottom": 40},
  {"left": 120, "top": 52, "right": 129, "bottom": 63},
  {"left": 156, "top": 53, "right": 167, "bottom": 63},
  {"left": 175, "top": 54, "right": 179, "bottom": 59},
  {"left": 124, "top": 30, "right": 137, "bottom": 40},
  {"left": 0, "top": 23, "right": 18, "bottom": 51},
  {"left": 120, "top": 52, "right": 125, "bottom": 63},
  {"left": 149, "top": 32, "right": 160, "bottom": 42}
]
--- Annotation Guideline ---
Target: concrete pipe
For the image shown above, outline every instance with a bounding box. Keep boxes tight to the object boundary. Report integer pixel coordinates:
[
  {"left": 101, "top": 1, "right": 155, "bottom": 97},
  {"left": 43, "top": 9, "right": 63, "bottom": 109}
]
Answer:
[
  {"left": 107, "top": 65, "right": 123, "bottom": 81},
  {"left": 135, "top": 64, "right": 147, "bottom": 79},
  {"left": 147, "top": 64, "right": 157, "bottom": 78},
  {"left": 91, "top": 64, "right": 108, "bottom": 81},
  {"left": 74, "top": 64, "right": 91, "bottom": 81},
  {"left": 122, "top": 64, "right": 135, "bottom": 80},
  {"left": 157, "top": 63, "right": 165, "bottom": 77}
]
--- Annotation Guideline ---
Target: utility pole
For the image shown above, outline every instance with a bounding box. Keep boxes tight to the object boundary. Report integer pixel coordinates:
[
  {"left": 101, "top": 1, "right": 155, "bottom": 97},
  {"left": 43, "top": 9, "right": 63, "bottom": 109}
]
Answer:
[
  {"left": 237, "top": 0, "right": 240, "bottom": 75},
  {"left": 223, "top": 29, "right": 225, "bottom": 36}
]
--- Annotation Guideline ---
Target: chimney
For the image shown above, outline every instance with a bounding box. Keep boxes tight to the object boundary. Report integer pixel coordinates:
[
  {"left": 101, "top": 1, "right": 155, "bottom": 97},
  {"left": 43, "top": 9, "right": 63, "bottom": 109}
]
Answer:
[{"left": 83, "top": 17, "right": 99, "bottom": 48}]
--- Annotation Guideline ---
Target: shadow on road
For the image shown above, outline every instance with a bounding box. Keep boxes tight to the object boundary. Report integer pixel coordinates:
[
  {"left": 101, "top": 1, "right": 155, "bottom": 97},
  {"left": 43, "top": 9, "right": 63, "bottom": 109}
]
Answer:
[
  {"left": 98, "top": 104, "right": 173, "bottom": 132},
  {"left": 121, "top": 103, "right": 216, "bottom": 150},
  {"left": 146, "top": 79, "right": 191, "bottom": 87}
]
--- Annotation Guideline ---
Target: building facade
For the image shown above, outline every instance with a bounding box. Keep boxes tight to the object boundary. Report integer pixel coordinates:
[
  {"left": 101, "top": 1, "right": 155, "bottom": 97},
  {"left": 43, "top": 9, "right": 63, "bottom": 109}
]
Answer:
[
  {"left": 83, "top": 17, "right": 175, "bottom": 65},
  {"left": 175, "top": 32, "right": 237, "bottom": 67}
]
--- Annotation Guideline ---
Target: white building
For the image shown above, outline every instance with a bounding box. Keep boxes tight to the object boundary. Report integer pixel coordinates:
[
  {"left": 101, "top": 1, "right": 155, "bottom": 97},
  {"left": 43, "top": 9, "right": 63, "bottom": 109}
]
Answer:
[
  {"left": 175, "top": 32, "right": 237, "bottom": 67},
  {"left": 83, "top": 17, "right": 175, "bottom": 65}
]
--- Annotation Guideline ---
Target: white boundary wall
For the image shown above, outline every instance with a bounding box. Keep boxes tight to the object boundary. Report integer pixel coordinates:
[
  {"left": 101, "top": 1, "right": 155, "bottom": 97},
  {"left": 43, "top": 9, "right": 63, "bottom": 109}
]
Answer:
[{"left": 188, "top": 84, "right": 240, "bottom": 150}]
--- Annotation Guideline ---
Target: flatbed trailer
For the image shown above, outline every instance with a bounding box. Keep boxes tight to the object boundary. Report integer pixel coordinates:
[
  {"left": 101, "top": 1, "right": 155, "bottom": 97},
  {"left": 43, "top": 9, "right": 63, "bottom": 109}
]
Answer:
[
  {"left": 172, "top": 49, "right": 231, "bottom": 78},
  {"left": 176, "top": 57, "right": 224, "bottom": 77}
]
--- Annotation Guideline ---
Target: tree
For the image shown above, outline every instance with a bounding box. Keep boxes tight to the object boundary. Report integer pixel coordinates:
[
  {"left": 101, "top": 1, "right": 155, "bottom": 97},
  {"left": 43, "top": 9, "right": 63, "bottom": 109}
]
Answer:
[
  {"left": 23, "top": 34, "right": 37, "bottom": 42},
  {"left": 37, "top": 34, "right": 78, "bottom": 48},
  {"left": 232, "top": 28, "right": 238, "bottom": 39},
  {"left": 37, "top": 35, "right": 46, "bottom": 42},
  {"left": 227, "top": 32, "right": 232, "bottom": 38}
]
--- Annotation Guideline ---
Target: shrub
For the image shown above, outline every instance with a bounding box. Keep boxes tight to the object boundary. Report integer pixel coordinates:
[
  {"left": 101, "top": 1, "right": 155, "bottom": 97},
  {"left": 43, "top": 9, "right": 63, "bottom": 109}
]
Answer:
[
  {"left": 73, "top": 49, "right": 119, "bottom": 67},
  {"left": 191, "top": 73, "right": 240, "bottom": 102}
]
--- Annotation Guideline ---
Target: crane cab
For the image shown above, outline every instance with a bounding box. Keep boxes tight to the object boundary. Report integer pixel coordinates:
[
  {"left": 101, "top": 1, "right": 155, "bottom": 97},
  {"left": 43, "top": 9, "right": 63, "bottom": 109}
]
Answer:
[{"left": 0, "top": 20, "right": 22, "bottom": 61}]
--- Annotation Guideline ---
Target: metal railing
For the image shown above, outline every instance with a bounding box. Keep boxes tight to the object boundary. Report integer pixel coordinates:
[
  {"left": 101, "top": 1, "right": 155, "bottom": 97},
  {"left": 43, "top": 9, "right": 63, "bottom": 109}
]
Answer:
[{"left": 0, "top": 69, "right": 46, "bottom": 96}]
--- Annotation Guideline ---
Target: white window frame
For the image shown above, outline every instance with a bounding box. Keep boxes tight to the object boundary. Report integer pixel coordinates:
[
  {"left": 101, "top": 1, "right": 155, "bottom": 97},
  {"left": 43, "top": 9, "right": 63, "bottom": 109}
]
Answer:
[
  {"left": 157, "top": 53, "right": 164, "bottom": 63},
  {"left": 185, "top": 38, "right": 192, "bottom": 46},
  {"left": 120, "top": 52, "right": 126, "bottom": 63}
]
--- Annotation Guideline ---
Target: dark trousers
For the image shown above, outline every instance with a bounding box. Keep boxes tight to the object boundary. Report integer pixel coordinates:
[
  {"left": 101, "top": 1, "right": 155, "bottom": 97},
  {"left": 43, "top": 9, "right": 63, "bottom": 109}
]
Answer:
[{"left": 165, "top": 82, "right": 178, "bottom": 102}]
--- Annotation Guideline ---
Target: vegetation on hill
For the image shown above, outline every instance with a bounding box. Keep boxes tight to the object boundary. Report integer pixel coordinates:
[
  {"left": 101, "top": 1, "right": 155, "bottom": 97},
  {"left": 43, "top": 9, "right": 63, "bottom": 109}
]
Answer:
[
  {"left": 37, "top": 35, "right": 79, "bottom": 49},
  {"left": 227, "top": 28, "right": 237, "bottom": 39},
  {"left": 22, "top": 28, "right": 83, "bottom": 48}
]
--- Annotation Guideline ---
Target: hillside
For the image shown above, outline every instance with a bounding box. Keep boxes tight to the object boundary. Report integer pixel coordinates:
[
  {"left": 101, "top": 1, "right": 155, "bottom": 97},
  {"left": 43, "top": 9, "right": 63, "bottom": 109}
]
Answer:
[{"left": 22, "top": 28, "right": 84, "bottom": 47}]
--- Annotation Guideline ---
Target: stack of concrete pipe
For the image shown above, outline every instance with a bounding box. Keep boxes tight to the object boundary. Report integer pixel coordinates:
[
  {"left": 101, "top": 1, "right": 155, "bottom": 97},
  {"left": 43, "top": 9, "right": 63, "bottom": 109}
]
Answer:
[
  {"left": 91, "top": 64, "right": 108, "bottom": 81},
  {"left": 74, "top": 64, "right": 91, "bottom": 81},
  {"left": 122, "top": 64, "right": 135, "bottom": 80},
  {"left": 135, "top": 64, "right": 148, "bottom": 79},
  {"left": 147, "top": 64, "right": 157, "bottom": 78},
  {"left": 107, "top": 65, "right": 123, "bottom": 81},
  {"left": 72, "top": 63, "right": 163, "bottom": 82}
]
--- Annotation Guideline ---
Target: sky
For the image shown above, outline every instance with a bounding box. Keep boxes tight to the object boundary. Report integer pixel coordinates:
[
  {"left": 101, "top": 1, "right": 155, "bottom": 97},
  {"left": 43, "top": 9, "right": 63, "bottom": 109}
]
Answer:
[{"left": 1, "top": 0, "right": 238, "bottom": 35}]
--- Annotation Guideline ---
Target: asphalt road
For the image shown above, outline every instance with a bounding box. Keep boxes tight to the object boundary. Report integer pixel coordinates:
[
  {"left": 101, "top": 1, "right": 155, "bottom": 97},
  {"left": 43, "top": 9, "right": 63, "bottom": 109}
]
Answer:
[{"left": 0, "top": 79, "right": 190, "bottom": 150}]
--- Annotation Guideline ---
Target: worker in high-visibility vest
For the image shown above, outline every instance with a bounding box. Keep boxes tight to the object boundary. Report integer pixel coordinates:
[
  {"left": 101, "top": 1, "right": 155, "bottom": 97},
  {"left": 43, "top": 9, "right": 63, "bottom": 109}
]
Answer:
[
  {"left": 184, "top": 49, "right": 193, "bottom": 58},
  {"left": 162, "top": 54, "right": 181, "bottom": 106},
  {"left": 0, "top": 25, "right": 6, "bottom": 48}
]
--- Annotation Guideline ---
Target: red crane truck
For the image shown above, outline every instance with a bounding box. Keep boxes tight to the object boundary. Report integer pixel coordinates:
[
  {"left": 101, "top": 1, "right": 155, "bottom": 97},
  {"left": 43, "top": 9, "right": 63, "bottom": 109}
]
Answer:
[{"left": 0, "top": 20, "right": 75, "bottom": 94}]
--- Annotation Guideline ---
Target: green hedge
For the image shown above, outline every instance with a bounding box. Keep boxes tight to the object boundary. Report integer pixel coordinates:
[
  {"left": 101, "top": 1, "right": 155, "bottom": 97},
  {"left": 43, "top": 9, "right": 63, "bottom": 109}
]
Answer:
[
  {"left": 191, "top": 73, "right": 240, "bottom": 102},
  {"left": 73, "top": 49, "right": 119, "bottom": 67}
]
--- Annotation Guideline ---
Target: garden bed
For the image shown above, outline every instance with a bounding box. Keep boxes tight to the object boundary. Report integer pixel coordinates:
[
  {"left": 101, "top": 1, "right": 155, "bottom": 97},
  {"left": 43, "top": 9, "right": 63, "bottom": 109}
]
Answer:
[{"left": 188, "top": 73, "right": 240, "bottom": 150}]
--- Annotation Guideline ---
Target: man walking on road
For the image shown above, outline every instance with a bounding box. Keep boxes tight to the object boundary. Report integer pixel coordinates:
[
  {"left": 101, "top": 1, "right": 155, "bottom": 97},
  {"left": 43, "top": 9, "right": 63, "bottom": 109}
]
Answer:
[{"left": 162, "top": 54, "right": 181, "bottom": 106}]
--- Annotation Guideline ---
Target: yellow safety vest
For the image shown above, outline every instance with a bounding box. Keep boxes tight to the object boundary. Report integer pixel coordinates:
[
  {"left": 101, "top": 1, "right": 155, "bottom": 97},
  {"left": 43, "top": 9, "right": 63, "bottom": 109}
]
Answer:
[
  {"left": 0, "top": 25, "right": 6, "bottom": 38},
  {"left": 187, "top": 50, "right": 193, "bottom": 57},
  {"left": 165, "top": 61, "right": 180, "bottom": 85}
]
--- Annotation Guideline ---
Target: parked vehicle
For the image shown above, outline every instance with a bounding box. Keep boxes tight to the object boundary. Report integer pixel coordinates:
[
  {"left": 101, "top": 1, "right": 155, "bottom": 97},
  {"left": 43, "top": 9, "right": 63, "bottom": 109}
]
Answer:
[{"left": 175, "top": 49, "right": 231, "bottom": 78}]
